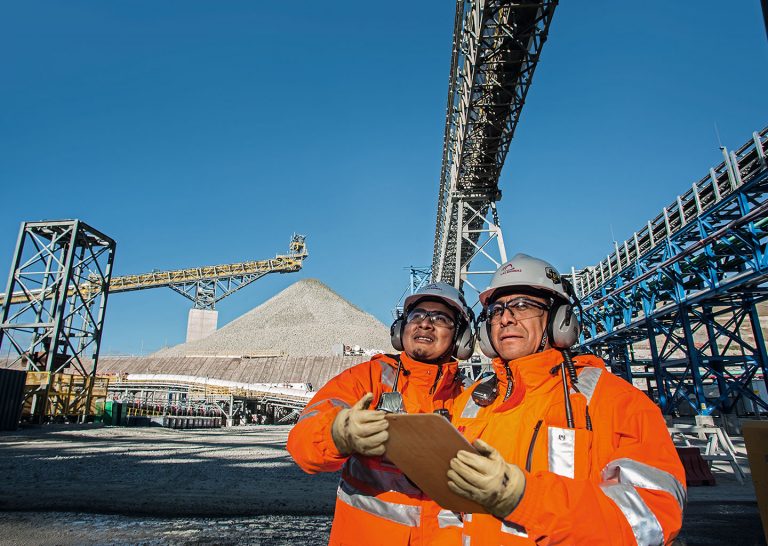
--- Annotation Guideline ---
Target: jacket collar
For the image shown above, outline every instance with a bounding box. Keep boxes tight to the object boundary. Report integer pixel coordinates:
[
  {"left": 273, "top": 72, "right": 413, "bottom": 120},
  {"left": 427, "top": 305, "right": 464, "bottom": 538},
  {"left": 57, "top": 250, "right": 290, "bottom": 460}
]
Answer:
[
  {"left": 400, "top": 351, "right": 457, "bottom": 374},
  {"left": 493, "top": 348, "right": 573, "bottom": 392}
]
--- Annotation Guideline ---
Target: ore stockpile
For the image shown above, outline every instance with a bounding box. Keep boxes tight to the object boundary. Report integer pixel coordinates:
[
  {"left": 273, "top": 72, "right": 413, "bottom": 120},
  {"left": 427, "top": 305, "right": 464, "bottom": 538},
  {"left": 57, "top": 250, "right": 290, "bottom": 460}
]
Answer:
[{"left": 102, "top": 278, "right": 394, "bottom": 389}]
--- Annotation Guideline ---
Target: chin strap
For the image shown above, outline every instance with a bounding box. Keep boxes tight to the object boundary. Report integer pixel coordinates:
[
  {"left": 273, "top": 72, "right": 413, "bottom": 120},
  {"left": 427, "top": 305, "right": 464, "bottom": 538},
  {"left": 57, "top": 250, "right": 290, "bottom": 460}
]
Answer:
[{"left": 536, "top": 331, "right": 548, "bottom": 353}]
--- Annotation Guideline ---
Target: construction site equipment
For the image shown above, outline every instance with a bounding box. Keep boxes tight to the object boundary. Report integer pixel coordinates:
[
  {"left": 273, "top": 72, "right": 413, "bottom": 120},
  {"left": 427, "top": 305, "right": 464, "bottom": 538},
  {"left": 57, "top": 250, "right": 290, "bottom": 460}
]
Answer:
[
  {"left": 0, "top": 233, "right": 308, "bottom": 310},
  {"left": 106, "top": 233, "right": 307, "bottom": 310},
  {"left": 109, "top": 233, "right": 307, "bottom": 342},
  {"left": 22, "top": 372, "right": 110, "bottom": 421},
  {"left": 675, "top": 447, "right": 716, "bottom": 486},
  {"left": 108, "top": 373, "right": 312, "bottom": 426},
  {"left": 669, "top": 423, "right": 746, "bottom": 483},
  {"left": 0, "top": 369, "right": 26, "bottom": 430},
  {"left": 0, "top": 229, "right": 307, "bottom": 421},
  {"left": 163, "top": 415, "right": 221, "bottom": 429},
  {"left": 432, "top": 0, "right": 557, "bottom": 293},
  {"left": 0, "top": 220, "right": 116, "bottom": 423},
  {"left": 574, "top": 128, "right": 768, "bottom": 416}
]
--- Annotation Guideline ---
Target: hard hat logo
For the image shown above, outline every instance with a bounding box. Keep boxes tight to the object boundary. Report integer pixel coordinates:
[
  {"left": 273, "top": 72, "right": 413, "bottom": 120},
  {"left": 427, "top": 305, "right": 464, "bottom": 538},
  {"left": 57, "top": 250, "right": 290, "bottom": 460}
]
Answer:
[
  {"left": 479, "top": 253, "right": 571, "bottom": 307},
  {"left": 423, "top": 283, "right": 443, "bottom": 291},
  {"left": 545, "top": 267, "right": 561, "bottom": 284},
  {"left": 501, "top": 264, "right": 522, "bottom": 275}
]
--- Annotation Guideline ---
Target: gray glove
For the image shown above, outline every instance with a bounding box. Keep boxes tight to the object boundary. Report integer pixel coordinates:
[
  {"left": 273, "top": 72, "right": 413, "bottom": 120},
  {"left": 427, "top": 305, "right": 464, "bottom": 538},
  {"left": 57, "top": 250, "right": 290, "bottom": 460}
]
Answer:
[
  {"left": 331, "top": 393, "right": 389, "bottom": 457},
  {"left": 447, "top": 438, "right": 526, "bottom": 518}
]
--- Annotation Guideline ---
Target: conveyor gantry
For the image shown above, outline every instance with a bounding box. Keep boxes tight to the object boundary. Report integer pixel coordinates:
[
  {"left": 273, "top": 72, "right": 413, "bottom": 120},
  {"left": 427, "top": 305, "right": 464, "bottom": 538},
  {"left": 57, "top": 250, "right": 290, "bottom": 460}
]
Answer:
[
  {"left": 0, "top": 234, "right": 308, "bottom": 310},
  {"left": 573, "top": 128, "right": 768, "bottom": 416},
  {"left": 432, "top": 0, "right": 557, "bottom": 291}
]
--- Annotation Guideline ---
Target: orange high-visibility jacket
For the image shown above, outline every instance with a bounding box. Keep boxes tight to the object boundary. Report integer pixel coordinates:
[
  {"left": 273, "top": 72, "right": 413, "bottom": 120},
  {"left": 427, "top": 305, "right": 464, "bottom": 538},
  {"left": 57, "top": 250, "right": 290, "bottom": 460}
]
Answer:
[
  {"left": 450, "top": 349, "right": 686, "bottom": 545},
  {"left": 286, "top": 352, "right": 464, "bottom": 546}
]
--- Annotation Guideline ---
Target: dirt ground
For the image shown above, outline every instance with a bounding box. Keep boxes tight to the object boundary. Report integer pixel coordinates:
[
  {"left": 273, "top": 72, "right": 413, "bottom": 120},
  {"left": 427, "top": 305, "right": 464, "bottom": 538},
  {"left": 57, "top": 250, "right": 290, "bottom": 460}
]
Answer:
[
  {"left": 0, "top": 424, "right": 764, "bottom": 545},
  {"left": 0, "top": 424, "right": 338, "bottom": 517}
]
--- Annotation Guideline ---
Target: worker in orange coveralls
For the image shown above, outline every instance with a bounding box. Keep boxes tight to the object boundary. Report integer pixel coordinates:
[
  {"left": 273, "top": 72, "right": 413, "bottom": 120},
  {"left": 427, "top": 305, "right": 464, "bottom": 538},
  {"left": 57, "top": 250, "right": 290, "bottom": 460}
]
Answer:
[
  {"left": 287, "top": 282, "right": 475, "bottom": 545},
  {"left": 445, "top": 254, "right": 686, "bottom": 545}
]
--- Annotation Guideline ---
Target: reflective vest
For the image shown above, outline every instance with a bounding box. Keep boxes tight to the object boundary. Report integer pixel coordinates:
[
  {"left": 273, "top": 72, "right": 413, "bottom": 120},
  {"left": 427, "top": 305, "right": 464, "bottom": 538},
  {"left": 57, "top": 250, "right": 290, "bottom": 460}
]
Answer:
[
  {"left": 286, "top": 352, "right": 464, "bottom": 546},
  {"left": 449, "top": 349, "right": 686, "bottom": 545}
]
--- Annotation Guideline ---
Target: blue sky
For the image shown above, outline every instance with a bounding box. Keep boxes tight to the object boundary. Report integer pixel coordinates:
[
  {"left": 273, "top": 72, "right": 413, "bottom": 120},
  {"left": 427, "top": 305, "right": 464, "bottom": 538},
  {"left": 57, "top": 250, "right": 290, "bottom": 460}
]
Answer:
[{"left": 1, "top": 1, "right": 766, "bottom": 355}]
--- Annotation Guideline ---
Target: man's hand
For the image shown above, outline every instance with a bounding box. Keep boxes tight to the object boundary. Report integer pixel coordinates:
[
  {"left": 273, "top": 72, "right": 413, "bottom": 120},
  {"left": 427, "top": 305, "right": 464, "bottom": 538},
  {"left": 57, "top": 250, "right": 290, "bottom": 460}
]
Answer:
[
  {"left": 331, "top": 393, "right": 389, "bottom": 457},
  {"left": 446, "top": 438, "right": 526, "bottom": 518}
]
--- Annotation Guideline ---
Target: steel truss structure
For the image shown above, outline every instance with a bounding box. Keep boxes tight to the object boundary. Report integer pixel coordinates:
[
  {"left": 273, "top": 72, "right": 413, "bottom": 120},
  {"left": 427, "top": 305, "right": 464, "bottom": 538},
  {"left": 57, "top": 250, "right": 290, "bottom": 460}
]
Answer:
[
  {"left": 575, "top": 128, "right": 768, "bottom": 416},
  {"left": 112, "top": 234, "right": 307, "bottom": 310},
  {"left": 0, "top": 220, "right": 116, "bottom": 421},
  {"left": 432, "top": 0, "right": 556, "bottom": 291},
  {"left": 2, "top": 234, "right": 308, "bottom": 311},
  {"left": 109, "top": 375, "right": 310, "bottom": 425},
  {"left": 392, "top": 266, "right": 433, "bottom": 319}
]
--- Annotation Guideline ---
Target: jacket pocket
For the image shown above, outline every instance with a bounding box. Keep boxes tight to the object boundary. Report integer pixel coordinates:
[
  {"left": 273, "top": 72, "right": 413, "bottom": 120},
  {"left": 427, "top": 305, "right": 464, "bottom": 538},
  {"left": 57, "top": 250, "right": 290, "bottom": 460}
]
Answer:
[{"left": 547, "top": 426, "right": 593, "bottom": 479}]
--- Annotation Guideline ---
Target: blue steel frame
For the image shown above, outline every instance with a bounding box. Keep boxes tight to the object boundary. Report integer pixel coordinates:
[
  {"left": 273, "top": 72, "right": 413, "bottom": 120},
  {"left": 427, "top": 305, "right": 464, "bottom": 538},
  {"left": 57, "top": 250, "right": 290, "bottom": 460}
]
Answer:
[
  {"left": 392, "top": 267, "right": 433, "bottom": 319},
  {"left": 578, "top": 129, "right": 768, "bottom": 416}
]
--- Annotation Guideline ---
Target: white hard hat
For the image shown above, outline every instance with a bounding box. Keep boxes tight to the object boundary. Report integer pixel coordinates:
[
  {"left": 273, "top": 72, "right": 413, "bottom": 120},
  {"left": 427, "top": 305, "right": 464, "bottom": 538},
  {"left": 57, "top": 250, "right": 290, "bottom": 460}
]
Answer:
[
  {"left": 403, "top": 282, "right": 472, "bottom": 323},
  {"left": 479, "top": 253, "right": 570, "bottom": 307}
]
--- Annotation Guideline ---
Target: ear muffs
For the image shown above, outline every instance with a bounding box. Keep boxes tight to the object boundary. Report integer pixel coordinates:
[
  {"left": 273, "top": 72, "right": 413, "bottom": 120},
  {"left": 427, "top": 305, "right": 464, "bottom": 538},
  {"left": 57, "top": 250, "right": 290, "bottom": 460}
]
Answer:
[
  {"left": 547, "top": 303, "right": 579, "bottom": 349},
  {"left": 477, "top": 314, "right": 499, "bottom": 359},
  {"left": 453, "top": 309, "right": 476, "bottom": 360},
  {"left": 390, "top": 317, "right": 406, "bottom": 352}
]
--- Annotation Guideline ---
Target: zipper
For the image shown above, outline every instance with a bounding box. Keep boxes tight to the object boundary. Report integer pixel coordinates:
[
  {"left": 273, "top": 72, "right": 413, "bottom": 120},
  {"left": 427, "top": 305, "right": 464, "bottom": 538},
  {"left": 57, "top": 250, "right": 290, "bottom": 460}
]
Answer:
[
  {"left": 525, "top": 419, "right": 543, "bottom": 472},
  {"left": 429, "top": 364, "right": 443, "bottom": 394},
  {"left": 503, "top": 363, "right": 514, "bottom": 401}
]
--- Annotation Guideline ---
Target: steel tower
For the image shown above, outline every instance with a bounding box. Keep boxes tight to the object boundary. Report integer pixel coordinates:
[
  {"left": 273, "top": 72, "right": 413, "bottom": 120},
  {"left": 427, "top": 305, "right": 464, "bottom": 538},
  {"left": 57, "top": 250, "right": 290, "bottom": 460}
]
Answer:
[{"left": 0, "top": 220, "right": 116, "bottom": 422}]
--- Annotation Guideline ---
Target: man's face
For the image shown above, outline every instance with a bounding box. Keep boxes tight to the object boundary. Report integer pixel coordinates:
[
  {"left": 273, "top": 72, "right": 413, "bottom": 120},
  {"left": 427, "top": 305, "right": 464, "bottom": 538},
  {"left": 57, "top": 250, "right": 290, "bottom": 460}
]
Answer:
[
  {"left": 402, "top": 300, "right": 456, "bottom": 362},
  {"left": 489, "top": 293, "right": 550, "bottom": 361}
]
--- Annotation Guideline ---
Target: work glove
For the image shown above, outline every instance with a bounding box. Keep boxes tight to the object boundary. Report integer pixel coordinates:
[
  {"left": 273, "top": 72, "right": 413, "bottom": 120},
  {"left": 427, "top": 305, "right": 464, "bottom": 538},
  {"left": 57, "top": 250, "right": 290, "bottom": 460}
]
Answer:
[
  {"left": 331, "top": 393, "right": 389, "bottom": 457},
  {"left": 446, "top": 438, "right": 526, "bottom": 518}
]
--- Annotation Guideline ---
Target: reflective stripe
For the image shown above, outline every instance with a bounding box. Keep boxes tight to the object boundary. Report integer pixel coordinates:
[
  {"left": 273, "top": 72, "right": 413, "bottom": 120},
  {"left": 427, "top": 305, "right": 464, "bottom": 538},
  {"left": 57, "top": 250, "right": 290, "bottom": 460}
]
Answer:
[
  {"left": 575, "top": 366, "right": 602, "bottom": 404},
  {"left": 379, "top": 360, "right": 397, "bottom": 389},
  {"left": 437, "top": 510, "right": 463, "bottom": 528},
  {"left": 303, "top": 397, "right": 350, "bottom": 414},
  {"left": 346, "top": 456, "right": 422, "bottom": 496},
  {"left": 296, "top": 410, "right": 319, "bottom": 423},
  {"left": 548, "top": 426, "right": 575, "bottom": 478},
  {"left": 500, "top": 520, "right": 528, "bottom": 537},
  {"left": 602, "top": 458, "right": 687, "bottom": 511},
  {"left": 464, "top": 513, "right": 472, "bottom": 522},
  {"left": 461, "top": 397, "right": 481, "bottom": 418},
  {"left": 337, "top": 480, "right": 421, "bottom": 527},
  {"left": 600, "top": 483, "right": 665, "bottom": 546},
  {"left": 297, "top": 398, "right": 350, "bottom": 423},
  {"left": 462, "top": 536, "right": 471, "bottom": 546}
]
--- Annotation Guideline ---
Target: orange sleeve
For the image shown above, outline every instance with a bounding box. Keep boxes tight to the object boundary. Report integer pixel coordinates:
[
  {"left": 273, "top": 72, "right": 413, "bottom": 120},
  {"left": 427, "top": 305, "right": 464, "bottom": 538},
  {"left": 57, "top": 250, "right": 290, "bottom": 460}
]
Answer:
[
  {"left": 507, "top": 392, "right": 685, "bottom": 545},
  {"left": 286, "top": 361, "right": 378, "bottom": 474}
]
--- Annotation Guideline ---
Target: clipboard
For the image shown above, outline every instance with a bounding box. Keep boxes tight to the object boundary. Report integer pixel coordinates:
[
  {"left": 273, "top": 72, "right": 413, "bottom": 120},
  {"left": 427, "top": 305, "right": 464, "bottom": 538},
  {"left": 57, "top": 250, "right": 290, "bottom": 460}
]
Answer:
[{"left": 384, "top": 413, "right": 487, "bottom": 513}]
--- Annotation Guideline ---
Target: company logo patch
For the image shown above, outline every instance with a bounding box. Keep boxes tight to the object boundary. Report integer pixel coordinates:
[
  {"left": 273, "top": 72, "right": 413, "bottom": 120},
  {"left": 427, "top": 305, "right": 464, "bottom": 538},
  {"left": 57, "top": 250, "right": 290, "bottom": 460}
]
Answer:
[
  {"left": 545, "top": 267, "right": 561, "bottom": 284},
  {"left": 501, "top": 263, "right": 522, "bottom": 275}
]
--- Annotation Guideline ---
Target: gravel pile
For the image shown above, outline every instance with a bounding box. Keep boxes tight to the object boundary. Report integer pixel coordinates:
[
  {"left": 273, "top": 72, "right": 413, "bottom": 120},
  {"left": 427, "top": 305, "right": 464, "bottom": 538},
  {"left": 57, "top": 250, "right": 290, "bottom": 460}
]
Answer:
[{"left": 155, "top": 278, "right": 393, "bottom": 357}]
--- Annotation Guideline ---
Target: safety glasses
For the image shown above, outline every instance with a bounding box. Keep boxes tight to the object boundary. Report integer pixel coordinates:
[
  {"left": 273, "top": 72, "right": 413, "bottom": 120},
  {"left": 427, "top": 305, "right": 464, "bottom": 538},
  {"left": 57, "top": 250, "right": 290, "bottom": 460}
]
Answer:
[
  {"left": 406, "top": 308, "right": 456, "bottom": 329},
  {"left": 486, "top": 297, "right": 549, "bottom": 324}
]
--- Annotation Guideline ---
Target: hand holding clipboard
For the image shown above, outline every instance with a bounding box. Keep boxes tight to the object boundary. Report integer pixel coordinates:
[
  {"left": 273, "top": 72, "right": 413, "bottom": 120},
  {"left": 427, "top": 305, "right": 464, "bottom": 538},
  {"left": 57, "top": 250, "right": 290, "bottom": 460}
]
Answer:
[{"left": 384, "top": 413, "right": 488, "bottom": 513}]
